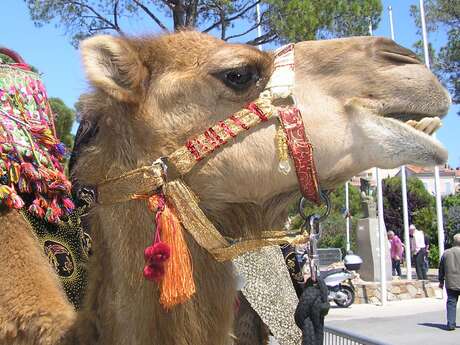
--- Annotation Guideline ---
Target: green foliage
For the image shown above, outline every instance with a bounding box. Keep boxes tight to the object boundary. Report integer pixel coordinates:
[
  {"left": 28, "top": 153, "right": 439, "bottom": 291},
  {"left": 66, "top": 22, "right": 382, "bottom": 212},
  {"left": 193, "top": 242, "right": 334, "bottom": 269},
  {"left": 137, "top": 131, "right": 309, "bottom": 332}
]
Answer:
[
  {"left": 443, "top": 193, "right": 460, "bottom": 208},
  {"left": 49, "top": 97, "right": 76, "bottom": 150},
  {"left": 25, "top": 0, "right": 382, "bottom": 47},
  {"left": 383, "top": 176, "right": 435, "bottom": 238},
  {"left": 265, "top": 0, "right": 382, "bottom": 42},
  {"left": 428, "top": 243, "right": 440, "bottom": 268},
  {"left": 445, "top": 205, "right": 460, "bottom": 247},
  {"left": 410, "top": 1, "right": 460, "bottom": 114}
]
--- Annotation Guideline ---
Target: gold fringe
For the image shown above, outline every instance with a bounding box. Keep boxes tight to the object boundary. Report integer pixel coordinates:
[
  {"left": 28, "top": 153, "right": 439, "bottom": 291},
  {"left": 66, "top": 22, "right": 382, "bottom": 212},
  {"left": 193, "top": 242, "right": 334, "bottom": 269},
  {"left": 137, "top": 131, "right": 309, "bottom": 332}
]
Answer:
[{"left": 165, "top": 179, "right": 309, "bottom": 262}]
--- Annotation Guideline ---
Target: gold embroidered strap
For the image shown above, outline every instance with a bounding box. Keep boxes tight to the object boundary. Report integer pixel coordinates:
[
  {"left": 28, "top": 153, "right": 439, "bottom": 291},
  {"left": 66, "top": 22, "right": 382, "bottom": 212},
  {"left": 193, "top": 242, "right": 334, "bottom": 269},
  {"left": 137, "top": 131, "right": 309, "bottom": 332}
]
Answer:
[
  {"left": 97, "top": 164, "right": 165, "bottom": 205},
  {"left": 164, "top": 179, "right": 229, "bottom": 251},
  {"left": 168, "top": 95, "right": 277, "bottom": 176},
  {"left": 165, "top": 179, "right": 309, "bottom": 262},
  {"left": 96, "top": 96, "right": 277, "bottom": 205}
]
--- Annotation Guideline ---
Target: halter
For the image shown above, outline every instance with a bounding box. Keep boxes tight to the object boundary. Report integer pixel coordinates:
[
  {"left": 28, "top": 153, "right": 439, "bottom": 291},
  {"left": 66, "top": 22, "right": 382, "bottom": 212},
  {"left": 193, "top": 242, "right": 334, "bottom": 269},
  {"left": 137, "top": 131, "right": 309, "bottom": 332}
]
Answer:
[{"left": 93, "top": 45, "right": 323, "bottom": 261}]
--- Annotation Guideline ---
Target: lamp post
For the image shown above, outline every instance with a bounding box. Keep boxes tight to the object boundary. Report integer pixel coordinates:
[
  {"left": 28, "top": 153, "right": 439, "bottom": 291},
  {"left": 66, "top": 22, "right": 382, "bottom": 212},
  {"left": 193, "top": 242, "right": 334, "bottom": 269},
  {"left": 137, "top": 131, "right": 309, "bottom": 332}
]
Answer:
[
  {"left": 369, "top": 20, "right": 387, "bottom": 306},
  {"left": 388, "top": 4, "right": 412, "bottom": 280},
  {"left": 419, "top": 0, "right": 445, "bottom": 258},
  {"left": 345, "top": 181, "right": 350, "bottom": 252}
]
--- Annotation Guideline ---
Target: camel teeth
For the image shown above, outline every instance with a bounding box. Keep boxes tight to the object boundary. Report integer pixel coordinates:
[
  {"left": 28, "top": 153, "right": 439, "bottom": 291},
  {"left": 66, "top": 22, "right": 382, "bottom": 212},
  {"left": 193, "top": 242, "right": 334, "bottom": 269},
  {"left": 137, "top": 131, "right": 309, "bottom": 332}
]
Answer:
[{"left": 405, "top": 117, "right": 442, "bottom": 135}]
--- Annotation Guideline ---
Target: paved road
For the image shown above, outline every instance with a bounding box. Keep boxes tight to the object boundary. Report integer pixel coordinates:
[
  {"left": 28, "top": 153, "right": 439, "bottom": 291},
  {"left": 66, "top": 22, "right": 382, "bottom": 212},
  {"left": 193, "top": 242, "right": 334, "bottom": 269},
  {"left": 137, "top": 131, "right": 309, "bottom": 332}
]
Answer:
[
  {"left": 269, "top": 297, "right": 459, "bottom": 345},
  {"left": 326, "top": 297, "right": 460, "bottom": 345}
]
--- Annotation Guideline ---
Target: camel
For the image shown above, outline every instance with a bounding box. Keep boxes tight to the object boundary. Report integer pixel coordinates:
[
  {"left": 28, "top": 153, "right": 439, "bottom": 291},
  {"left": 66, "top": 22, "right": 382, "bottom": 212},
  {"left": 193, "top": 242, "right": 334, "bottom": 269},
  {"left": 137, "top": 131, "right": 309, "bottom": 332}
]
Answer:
[{"left": 0, "top": 31, "right": 449, "bottom": 345}]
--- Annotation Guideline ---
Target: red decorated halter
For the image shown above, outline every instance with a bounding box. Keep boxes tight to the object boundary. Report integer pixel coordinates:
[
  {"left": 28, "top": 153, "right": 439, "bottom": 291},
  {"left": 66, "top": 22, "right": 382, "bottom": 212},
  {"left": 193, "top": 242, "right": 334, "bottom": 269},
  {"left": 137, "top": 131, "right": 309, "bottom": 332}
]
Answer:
[{"left": 178, "top": 44, "right": 320, "bottom": 204}]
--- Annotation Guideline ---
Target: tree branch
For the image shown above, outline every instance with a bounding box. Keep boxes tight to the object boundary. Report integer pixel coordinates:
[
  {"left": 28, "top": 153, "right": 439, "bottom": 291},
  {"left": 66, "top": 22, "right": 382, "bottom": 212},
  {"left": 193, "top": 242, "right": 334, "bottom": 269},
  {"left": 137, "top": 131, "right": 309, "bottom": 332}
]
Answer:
[
  {"left": 113, "top": 0, "right": 120, "bottom": 31},
  {"left": 203, "top": 0, "right": 261, "bottom": 33},
  {"left": 245, "top": 30, "right": 277, "bottom": 46},
  {"left": 132, "top": 0, "right": 169, "bottom": 31},
  {"left": 68, "top": 1, "right": 119, "bottom": 32},
  {"left": 225, "top": 9, "right": 269, "bottom": 41},
  {"left": 220, "top": 7, "right": 226, "bottom": 40},
  {"left": 224, "top": 22, "right": 259, "bottom": 41}
]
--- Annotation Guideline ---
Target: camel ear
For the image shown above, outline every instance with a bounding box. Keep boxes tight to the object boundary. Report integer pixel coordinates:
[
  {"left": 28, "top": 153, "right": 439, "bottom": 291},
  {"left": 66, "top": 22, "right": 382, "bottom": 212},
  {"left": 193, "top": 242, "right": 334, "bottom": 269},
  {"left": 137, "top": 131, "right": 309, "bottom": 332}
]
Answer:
[{"left": 80, "top": 35, "right": 147, "bottom": 102}]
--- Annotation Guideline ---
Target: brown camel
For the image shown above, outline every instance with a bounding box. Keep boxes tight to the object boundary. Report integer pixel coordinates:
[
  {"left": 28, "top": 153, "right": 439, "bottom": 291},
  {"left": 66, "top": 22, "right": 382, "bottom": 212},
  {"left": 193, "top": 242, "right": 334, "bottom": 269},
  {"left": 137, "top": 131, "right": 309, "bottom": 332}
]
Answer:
[{"left": 0, "top": 31, "right": 449, "bottom": 345}]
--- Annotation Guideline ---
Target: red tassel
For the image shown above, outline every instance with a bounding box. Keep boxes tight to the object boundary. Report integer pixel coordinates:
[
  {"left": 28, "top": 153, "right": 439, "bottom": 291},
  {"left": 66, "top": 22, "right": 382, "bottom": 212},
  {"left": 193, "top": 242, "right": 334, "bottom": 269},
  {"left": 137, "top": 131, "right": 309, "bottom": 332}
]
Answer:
[
  {"left": 29, "top": 198, "right": 45, "bottom": 218},
  {"left": 144, "top": 193, "right": 196, "bottom": 309},
  {"left": 143, "top": 263, "right": 166, "bottom": 283},
  {"left": 144, "top": 242, "right": 171, "bottom": 264}
]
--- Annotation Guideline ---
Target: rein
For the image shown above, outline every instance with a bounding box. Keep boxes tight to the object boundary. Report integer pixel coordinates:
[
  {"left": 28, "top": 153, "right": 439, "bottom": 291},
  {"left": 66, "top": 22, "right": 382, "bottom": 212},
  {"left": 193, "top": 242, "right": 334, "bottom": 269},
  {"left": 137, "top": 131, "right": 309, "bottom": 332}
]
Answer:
[{"left": 90, "top": 44, "right": 326, "bottom": 308}]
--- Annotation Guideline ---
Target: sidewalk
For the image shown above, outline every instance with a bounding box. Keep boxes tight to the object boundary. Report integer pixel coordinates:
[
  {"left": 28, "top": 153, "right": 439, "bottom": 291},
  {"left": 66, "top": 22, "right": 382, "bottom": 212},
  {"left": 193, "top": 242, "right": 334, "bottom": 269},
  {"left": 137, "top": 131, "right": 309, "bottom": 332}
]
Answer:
[
  {"left": 327, "top": 296, "right": 444, "bottom": 322},
  {"left": 326, "top": 297, "right": 460, "bottom": 345},
  {"left": 269, "top": 297, "right": 457, "bottom": 345}
]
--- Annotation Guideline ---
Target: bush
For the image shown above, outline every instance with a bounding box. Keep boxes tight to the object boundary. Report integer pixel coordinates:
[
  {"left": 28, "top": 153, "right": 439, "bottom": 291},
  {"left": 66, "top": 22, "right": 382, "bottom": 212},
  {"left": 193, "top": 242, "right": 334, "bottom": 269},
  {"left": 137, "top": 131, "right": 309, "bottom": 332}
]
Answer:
[{"left": 428, "top": 244, "right": 440, "bottom": 268}]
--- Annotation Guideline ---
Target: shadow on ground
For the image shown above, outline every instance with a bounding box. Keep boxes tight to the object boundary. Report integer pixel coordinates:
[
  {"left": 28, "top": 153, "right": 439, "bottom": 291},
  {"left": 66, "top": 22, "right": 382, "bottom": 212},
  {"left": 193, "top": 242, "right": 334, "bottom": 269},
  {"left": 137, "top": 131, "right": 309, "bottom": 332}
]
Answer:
[{"left": 418, "top": 322, "right": 459, "bottom": 331}]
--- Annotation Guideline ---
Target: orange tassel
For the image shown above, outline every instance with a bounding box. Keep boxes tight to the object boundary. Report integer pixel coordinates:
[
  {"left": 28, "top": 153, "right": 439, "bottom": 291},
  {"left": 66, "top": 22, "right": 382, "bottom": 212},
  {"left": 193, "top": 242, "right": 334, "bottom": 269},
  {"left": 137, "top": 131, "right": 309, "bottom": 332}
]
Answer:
[{"left": 148, "top": 194, "right": 196, "bottom": 310}]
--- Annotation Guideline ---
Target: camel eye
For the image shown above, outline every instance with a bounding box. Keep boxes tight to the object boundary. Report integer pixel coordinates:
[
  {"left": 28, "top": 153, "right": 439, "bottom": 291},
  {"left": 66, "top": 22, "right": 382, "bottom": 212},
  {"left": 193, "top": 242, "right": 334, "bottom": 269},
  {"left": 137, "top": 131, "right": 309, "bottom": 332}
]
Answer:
[{"left": 215, "top": 66, "right": 259, "bottom": 91}]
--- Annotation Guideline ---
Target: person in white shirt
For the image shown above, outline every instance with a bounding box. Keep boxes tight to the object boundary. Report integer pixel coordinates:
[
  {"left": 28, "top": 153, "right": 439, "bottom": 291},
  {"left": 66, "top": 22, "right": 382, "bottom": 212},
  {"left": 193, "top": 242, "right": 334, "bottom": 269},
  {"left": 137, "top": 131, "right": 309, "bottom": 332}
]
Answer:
[{"left": 409, "top": 224, "right": 427, "bottom": 280}]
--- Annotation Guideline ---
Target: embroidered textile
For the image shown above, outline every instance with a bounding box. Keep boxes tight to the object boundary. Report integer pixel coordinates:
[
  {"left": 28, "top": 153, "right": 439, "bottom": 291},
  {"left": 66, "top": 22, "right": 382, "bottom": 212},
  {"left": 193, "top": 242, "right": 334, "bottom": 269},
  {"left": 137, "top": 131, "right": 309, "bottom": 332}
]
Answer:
[{"left": 0, "top": 58, "right": 74, "bottom": 222}]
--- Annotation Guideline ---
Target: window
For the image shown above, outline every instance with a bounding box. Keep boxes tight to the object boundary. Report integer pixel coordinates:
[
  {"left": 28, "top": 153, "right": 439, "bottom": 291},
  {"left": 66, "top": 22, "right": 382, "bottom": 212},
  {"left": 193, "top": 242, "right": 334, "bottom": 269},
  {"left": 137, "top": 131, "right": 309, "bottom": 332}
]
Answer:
[{"left": 444, "top": 182, "right": 453, "bottom": 195}]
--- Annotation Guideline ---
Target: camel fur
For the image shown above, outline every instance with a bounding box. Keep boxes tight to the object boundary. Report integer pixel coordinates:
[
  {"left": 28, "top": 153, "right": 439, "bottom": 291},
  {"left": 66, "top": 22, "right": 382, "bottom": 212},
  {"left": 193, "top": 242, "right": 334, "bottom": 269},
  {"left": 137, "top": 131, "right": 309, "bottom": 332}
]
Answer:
[{"left": 0, "top": 31, "right": 450, "bottom": 345}]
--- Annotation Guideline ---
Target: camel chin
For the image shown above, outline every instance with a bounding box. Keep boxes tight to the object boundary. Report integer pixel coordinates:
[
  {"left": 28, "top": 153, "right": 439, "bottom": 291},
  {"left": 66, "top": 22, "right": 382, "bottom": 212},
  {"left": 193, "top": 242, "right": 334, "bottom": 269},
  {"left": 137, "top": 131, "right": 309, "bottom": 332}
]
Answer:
[{"left": 364, "top": 112, "right": 448, "bottom": 168}]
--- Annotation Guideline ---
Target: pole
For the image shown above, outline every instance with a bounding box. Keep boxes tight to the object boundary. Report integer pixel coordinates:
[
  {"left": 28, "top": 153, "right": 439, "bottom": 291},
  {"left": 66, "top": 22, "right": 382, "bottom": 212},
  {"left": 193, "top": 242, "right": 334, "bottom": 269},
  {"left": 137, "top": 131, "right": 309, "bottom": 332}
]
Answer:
[
  {"left": 345, "top": 181, "right": 350, "bottom": 252},
  {"left": 388, "top": 5, "right": 412, "bottom": 280},
  {"left": 388, "top": 5, "right": 395, "bottom": 40},
  {"left": 256, "top": 4, "right": 263, "bottom": 51},
  {"left": 369, "top": 20, "right": 387, "bottom": 305},
  {"left": 419, "top": 0, "right": 445, "bottom": 257},
  {"left": 376, "top": 168, "right": 387, "bottom": 305},
  {"left": 401, "top": 167, "right": 412, "bottom": 280}
]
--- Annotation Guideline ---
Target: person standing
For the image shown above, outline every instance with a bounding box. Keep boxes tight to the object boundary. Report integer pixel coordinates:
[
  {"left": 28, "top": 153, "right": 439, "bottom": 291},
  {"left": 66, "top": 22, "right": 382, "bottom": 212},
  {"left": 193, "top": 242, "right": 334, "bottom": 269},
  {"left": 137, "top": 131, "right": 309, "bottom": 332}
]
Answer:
[
  {"left": 388, "top": 231, "right": 404, "bottom": 277},
  {"left": 439, "top": 233, "right": 460, "bottom": 331},
  {"left": 409, "top": 224, "right": 427, "bottom": 280}
]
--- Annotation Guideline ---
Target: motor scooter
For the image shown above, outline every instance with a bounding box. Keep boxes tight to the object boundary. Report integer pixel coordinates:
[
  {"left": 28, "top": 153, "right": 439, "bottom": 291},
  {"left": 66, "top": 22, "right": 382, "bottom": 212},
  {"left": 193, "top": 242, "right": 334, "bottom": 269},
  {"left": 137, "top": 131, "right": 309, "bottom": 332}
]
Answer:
[{"left": 320, "top": 253, "right": 362, "bottom": 308}]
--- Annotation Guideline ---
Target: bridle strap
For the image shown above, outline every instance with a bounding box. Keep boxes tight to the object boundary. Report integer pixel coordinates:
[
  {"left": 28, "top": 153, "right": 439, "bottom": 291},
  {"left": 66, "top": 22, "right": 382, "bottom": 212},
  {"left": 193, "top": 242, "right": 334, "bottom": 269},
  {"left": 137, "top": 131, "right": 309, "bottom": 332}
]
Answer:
[
  {"left": 278, "top": 107, "right": 320, "bottom": 204},
  {"left": 165, "top": 179, "right": 309, "bottom": 262},
  {"left": 96, "top": 96, "right": 278, "bottom": 205}
]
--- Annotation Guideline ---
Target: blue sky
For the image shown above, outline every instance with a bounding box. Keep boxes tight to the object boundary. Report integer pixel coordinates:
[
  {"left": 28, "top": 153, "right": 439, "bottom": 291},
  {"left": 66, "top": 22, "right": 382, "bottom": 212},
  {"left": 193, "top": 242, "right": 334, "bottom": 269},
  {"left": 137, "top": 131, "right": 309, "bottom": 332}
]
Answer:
[{"left": 1, "top": 0, "right": 458, "bottom": 166}]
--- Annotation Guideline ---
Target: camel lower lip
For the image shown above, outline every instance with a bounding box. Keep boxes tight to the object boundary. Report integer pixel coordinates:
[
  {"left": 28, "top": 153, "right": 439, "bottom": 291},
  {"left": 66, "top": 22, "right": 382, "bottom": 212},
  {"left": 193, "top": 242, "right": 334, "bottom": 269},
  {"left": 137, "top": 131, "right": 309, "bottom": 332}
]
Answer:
[{"left": 382, "top": 116, "right": 448, "bottom": 165}]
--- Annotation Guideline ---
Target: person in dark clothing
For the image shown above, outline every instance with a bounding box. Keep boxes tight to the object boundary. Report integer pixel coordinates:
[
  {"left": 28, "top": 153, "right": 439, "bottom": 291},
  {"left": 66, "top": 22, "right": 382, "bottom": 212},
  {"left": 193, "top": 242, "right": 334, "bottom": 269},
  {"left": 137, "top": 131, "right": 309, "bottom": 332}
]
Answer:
[
  {"left": 410, "top": 224, "right": 427, "bottom": 280},
  {"left": 439, "top": 233, "right": 460, "bottom": 331}
]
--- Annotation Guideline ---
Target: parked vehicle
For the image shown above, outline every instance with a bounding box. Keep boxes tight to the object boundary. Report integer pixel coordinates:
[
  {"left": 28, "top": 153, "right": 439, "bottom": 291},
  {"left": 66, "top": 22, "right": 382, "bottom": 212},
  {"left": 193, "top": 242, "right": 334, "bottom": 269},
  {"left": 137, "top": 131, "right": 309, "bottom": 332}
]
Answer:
[{"left": 320, "top": 253, "right": 362, "bottom": 308}]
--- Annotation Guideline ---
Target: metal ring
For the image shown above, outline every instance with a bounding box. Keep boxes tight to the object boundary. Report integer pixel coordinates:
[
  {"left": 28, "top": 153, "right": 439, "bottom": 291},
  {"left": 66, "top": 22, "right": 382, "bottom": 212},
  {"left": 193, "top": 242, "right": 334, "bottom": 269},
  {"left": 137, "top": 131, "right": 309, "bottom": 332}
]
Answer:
[{"left": 298, "top": 190, "right": 331, "bottom": 222}]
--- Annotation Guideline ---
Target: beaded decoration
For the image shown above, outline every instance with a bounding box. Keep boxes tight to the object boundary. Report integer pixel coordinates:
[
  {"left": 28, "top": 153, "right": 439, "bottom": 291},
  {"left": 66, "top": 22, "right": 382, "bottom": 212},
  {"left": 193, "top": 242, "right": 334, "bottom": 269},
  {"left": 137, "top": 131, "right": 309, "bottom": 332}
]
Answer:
[{"left": 0, "top": 57, "right": 74, "bottom": 222}]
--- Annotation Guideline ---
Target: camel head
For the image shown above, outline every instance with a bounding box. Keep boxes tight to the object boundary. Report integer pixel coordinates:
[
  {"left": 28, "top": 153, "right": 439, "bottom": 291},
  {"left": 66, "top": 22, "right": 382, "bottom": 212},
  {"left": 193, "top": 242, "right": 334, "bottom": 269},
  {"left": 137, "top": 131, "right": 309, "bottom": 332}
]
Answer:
[{"left": 78, "top": 32, "right": 449, "bottom": 215}]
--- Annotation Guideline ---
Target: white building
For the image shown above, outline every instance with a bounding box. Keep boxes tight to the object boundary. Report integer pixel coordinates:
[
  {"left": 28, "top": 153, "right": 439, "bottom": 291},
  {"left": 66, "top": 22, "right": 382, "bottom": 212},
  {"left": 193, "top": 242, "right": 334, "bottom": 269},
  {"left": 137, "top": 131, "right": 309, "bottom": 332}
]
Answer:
[
  {"left": 350, "top": 166, "right": 460, "bottom": 196},
  {"left": 350, "top": 168, "right": 400, "bottom": 188},
  {"left": 402, "top": 165, "right": 460, "bottom": 196}
]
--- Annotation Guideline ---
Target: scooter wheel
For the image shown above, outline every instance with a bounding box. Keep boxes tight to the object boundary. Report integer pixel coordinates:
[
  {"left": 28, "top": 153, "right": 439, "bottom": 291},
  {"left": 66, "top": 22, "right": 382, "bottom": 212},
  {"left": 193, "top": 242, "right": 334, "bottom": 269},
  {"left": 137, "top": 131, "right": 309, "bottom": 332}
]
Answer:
[{"left": 334, "top": 285, "right": 355, "bottom": 308}]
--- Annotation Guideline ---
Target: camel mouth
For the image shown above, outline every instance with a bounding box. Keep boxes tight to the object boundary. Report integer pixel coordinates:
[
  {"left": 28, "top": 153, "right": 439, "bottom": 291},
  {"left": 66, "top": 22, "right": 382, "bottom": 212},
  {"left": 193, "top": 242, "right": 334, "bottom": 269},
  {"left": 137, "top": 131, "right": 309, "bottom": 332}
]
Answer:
[
  {"left": 398, "top": 115, "right": 442, "bottom": 136},
  {"left": 377, "top": 113, "right": 448, "bottom": 166}
]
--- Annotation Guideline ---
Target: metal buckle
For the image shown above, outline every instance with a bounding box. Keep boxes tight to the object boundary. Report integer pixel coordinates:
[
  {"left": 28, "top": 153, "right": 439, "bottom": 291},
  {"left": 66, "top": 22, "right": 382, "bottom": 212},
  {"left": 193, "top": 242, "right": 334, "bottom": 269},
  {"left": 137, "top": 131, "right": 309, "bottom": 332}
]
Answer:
[
  {"left": 298, "top": 190, "right": 331, "bottom": 222},
  {"left": 152, "top": 157, "right": 168, "bottom": 176},
  {"left": 298, "top": 190, "right": 331, "bottom": 282}
]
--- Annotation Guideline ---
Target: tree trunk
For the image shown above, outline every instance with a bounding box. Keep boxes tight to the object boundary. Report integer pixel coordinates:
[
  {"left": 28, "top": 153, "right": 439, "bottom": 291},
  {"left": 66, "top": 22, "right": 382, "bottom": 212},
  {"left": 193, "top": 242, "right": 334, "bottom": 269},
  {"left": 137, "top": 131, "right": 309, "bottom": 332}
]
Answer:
[
  {"left": 185, "top": 0, "right": 199, "bottom": 27},
  {"left": 173, "top": 0, "right": 186, "bottom": 30}
]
